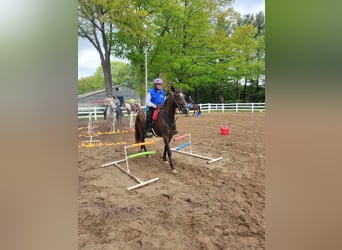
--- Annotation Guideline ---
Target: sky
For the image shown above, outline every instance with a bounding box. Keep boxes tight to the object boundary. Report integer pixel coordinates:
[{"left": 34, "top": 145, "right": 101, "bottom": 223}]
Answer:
[{"left": 78, "top": 0, "right": 265, "bottom": 79}]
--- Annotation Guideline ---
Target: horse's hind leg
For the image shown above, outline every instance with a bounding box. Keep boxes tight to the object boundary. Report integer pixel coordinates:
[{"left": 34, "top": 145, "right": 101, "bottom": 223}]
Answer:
[{"left": 140, "top": 133, "right": 147, "bottom": 152}]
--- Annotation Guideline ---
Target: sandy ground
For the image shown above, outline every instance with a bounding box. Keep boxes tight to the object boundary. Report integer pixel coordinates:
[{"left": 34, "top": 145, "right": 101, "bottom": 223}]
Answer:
[{"left": 78, "top": 112, "right": 265, "bottom": 249}]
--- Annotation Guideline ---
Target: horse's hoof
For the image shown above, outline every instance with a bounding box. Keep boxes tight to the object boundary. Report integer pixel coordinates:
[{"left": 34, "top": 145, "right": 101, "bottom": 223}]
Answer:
[
  {"left": 171, "top": 169, "right": 178, "bottom": 174},
  {"left": 164, "top": 160, "right": 169, "bottom": 164}
]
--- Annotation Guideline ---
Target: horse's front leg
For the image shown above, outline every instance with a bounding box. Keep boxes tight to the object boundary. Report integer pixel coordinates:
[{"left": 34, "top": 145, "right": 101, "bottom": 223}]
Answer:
[
  {"left": 163, "top": 145, "right": 167, "bottom": 162},
  {"left": 163, "top": 137, "right": 177, "bottom": 174},
  {"left": 162, "top": 136, "right": 170, "bottom": 162}
]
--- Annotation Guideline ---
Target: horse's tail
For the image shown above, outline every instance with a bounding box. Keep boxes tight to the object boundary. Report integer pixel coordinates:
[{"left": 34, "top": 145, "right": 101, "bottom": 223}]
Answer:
[
  {"left": 134, "top": 110, "right": 144, "bottom": 143},
  {"left": 134, "top": 114, "right": 140, "bottom": 143}
]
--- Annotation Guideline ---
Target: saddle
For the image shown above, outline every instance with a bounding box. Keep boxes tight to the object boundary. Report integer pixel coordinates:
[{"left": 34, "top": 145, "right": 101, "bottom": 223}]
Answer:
[
  {"left": 152, "top": 108, "right": 175, "bottom": 128},
  {"left": 152, "top": 108, "right": 160, "bottom": 120}
]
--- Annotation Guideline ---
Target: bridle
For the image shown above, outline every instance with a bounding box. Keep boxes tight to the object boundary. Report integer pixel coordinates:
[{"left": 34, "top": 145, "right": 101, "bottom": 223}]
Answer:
[
  {"left": 108, "top": 99, "right": 116, "bottom": 112},
  {"left": 171, "top": 92, "right": 186, "bottom": 111}
]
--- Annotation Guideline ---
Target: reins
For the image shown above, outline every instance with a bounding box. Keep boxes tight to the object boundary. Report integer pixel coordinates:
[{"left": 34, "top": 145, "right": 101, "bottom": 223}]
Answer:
[{"left": 156, "top": 92, "right": 184, "bottom": 127}]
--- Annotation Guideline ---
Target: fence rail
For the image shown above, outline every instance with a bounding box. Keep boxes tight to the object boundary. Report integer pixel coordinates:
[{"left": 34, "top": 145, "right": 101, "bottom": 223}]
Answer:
[
  {"left": 200, "top": 102, "right": 265, "bottom": 113},
  {"left": 78, "top": 102, "right": 265, "bottom": 120}
]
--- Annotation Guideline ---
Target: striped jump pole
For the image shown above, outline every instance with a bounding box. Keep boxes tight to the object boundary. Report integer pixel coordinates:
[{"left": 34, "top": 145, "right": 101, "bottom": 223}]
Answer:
[
  {"left": 101, "top": 140, "right": 159, "bottom": 190},
  {"left": 171, "top": 133, "right": 222, "bottom": 164}
]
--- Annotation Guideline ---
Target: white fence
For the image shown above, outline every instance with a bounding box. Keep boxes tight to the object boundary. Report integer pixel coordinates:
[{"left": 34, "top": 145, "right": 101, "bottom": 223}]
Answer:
[
  {"left": 78, "top": 102, "right": 265, "bottom": 120},
  {"left": 78, "top": 105, "right": 106, "bottom": 120},
  {"left": 200, "top": 102, "right": 265, "bottom": 113}
]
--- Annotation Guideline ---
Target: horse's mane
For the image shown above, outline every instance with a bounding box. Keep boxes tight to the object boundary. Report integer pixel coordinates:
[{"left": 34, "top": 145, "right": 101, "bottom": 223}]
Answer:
[{"left": 160, "top": 92, "right": 175, "bottom": 113}]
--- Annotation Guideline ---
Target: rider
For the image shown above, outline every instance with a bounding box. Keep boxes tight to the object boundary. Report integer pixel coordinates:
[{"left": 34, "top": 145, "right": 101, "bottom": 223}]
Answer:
[
  {"left": 113, "top": 96, "right": 122, "bottom": 117},
  {"left": 144, "top": 77, "right": 179, "bottom": 138},
  {"left": 188, "top": 95, "right": 194, "bottom": 109},
  {"left": 114, "top": 96, "right": 120, "bottom": 107},
  {"left": 188, "top": 95, "right": 194, "bottom": 104},
  {"left": 103, "top": 94, "right": 113, "bottom": 120}
]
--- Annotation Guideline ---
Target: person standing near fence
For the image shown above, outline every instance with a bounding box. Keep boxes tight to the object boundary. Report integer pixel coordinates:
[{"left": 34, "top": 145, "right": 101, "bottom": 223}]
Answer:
[{"left": 188, "top": 95, "right": 194, "bottom": 104}]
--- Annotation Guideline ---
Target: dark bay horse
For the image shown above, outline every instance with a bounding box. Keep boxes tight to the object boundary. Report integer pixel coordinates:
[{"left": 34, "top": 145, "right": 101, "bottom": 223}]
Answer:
[{"left": 135, "top": 86, "right": 188, "bottom": 174}]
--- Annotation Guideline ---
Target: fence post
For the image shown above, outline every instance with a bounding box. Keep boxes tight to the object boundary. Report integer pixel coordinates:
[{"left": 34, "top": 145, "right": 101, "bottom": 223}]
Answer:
[
  {"left": 94, "top": 107, "right": 97, "bottom": 120},
  {"left": 235, "top": 103, "right": 238, "bottom": 112},
  {"left": 252, "top": 103, "right": 254, "bottom": 112}
]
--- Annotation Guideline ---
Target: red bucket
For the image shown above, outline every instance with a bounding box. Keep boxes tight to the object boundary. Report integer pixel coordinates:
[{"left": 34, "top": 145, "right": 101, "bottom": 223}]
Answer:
[{"left": 220, "top": 126, "right": 230, "bottom": 135}]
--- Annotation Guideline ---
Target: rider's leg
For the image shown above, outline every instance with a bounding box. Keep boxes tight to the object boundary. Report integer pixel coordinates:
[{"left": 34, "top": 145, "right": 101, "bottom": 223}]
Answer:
[{"left": 144, "top": 109, "right": 153, "bottom": 137}]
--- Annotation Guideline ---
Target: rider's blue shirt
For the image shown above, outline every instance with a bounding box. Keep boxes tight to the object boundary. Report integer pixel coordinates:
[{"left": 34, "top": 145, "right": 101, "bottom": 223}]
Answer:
[{"left": 149, "top": 87, "right": 166, "bottom": 106}]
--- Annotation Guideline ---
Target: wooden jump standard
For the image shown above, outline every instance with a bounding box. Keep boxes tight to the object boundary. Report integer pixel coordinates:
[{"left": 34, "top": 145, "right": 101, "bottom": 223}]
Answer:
[
  {"left": 101, "top": 140, "right": 159, "bottom": 190},
  {"left": 171, "top": 133, "right": 222, "bottom": 164}
]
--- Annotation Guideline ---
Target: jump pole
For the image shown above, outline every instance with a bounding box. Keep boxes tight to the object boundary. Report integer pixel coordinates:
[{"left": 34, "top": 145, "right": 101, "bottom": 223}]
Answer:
[
  {"left": 112, "top": 110, "right": 116, "bottom": 132},
  {"left": 171, "top": 133, "right": 222, "bottom": 164},
  {"left": 101, "top": 140, "right": 159, "bottom": 190},
  {"left": 88, "top": 112, "right": 94, "bottom": 133},
  {"left": 82, "top": 113, "right": 101, "bottom": 144}
]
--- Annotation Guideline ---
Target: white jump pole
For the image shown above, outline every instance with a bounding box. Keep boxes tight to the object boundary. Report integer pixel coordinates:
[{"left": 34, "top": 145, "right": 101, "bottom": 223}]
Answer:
[
  {"left": 171, "top": 133, "right": 222, "bottom": 164},
  {"left": 112, "top": 110, "right": 116, "bottom": 132},
  {"left": 82, "top": 112, "right": 101, "bottom": 144},
  {"left": 101, "top": 140, "right": 159, "bottom": 190},
  {"left": 129, "top": 112, "right": 134, "bottom": 128},
  {"left": 88, "top": 113, "right": 93, "bottom": 133}
]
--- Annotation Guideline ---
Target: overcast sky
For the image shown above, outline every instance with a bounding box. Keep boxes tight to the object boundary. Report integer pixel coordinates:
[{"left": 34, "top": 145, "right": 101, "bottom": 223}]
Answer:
[{"left": 78, "top": 0, "right": 265, "bottom": 79}]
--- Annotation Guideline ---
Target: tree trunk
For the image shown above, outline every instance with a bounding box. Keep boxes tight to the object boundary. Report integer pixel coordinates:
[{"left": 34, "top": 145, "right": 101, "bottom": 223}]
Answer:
[
  {"left": 242, "top": 78, "right": 247, "bottom": 101},
  {"left": 236, "top": 80, "right": 240, "bottom": 102},
  {"left": 102, "top": 59, "right": 112, "bottom": 96},
  {"left": 256, "top": 77, "right": 259, "bottom": 94}
]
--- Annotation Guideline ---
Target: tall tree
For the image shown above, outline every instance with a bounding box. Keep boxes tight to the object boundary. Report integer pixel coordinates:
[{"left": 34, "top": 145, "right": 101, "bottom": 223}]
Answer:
[
  {"left": 78, "top": 0, "right": 119, "bottom": 96},
  {"left": 78, "top": 0, "right": 264, "bottom": 103},
  {"left": 106, "top": 0, "right": 161, "bottom": 104},
  {"left": 110, "top": 61, "right": 134, "bottom": 88}
]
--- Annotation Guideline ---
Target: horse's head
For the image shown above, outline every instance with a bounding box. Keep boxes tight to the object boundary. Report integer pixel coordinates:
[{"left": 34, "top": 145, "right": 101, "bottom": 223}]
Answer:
[
  {"left": 171, "top": 86, "right": 188, "bottom": 115},
  {"left": 108, "top": 98, "right": 116, "bottom": 110}
]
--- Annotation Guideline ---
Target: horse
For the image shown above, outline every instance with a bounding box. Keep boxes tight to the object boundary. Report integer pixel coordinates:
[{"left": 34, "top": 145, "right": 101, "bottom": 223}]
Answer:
[
  {"left": 134, "top": 86, "right": 188, "bottom": 174},
  {"left": 124, "top": 103, "right": 132, "bottom": 115},
  {"left": 124, "top": 102, "right": 135, "bottom": 128},
  {"left": 188, "top": 103, "right": 201, "bottom": 116},
  {"left": 106, "top": 98, "right": 117, "bottom": 132}
]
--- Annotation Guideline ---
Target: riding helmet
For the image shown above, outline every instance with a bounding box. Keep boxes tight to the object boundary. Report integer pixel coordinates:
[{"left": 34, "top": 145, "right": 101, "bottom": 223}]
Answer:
[{"left": 153, "top": 78, "right": 163, "bottom": 85}]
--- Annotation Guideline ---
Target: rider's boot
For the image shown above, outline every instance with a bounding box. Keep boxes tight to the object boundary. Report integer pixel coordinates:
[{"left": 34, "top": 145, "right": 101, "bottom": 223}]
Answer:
[{"left": 144, "top": 119, "right": 153, "bottom": 138}]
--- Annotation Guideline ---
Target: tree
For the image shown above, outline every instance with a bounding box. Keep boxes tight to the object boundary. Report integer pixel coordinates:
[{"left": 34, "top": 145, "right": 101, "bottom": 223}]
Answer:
[
  {"left": 110, "top": 61, "right": 134, "bottom": 88},
  {"left": 78, "top": 61, "right": 133, "bottom": 95},
  {"left": 78, "top": 0, "right": 118, "bottom": 96},
  {"left": 78, "top": 72, "right": 103, "bottom": 95},
  {"left": 78, "top": 0, "right": 265, "bottom": 103}
]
